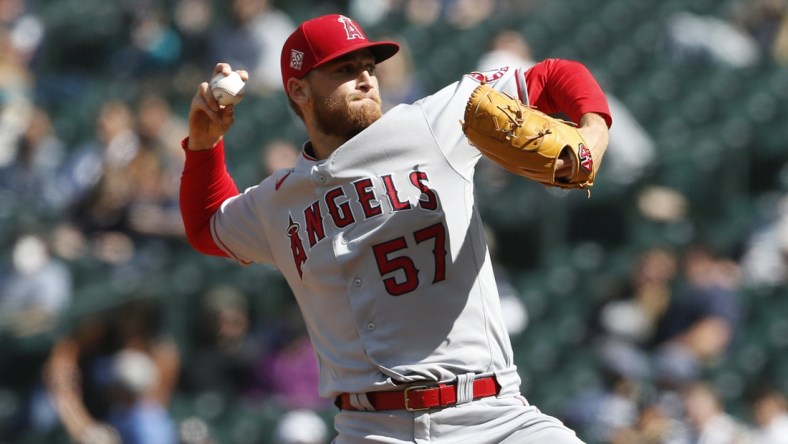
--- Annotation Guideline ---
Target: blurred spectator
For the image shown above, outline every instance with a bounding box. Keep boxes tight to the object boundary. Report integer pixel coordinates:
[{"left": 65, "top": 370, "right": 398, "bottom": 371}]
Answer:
[
  {"left": 682, "top": 381, "right": 756, "bottom": 444},
  {"left": 637, "top": 186, "right": 690, "bottom": 224},
  {"left": 43, "top": 298, "right": 180, "bottom": 431},
  {"left": 0, "top": 106, "right": 68, "bottom": 215},
  {"left": 0, "top": 0, "right": 45, "bottom": 65},
  {"left": 0, "top": 230, "right": 73, "bottom": 440},
  {"left": 603, "top": 94, "right": 656, "bottom": 186},
  {"left": 585, "top": 246, "right": 682, "bottom": 442},
  {"left": 111, "top": 4, "right": 182, "bottom": 75},
  {"left": 375, "top": 37, "right": 425, "bottom": 111},
  {"left": 665, "top": 11, "right": 761, "bottom": 68},
  {"left": 181, "top": 285, "right": 261, "bottom": 399},
  {"left": 114, "top": 301, "right": 180, "bottom": 410},
  {"left": 484, "top": 224, "right": 528, "bottom": 337},
  {"left": 177, "top": 416, "right": 216, "bottom": 444},
  {"left": 45, "top": 314, "right": 115, "bottom": 430},
  {"left": 173, "top": 0, "right": 214, "bottom": 64},
  {"left": 651, "top": 245, "right": 743, "bottom": 387},
  {"left": 735, "top": 0, "right": 785, "bottom": 51},
  {"left": 562, "top": 355, "right": 644, "bottom": 443},
  {"left": 0, "top": 23, "right": 35, "bottom": 168},
  {"left": 135, "top": 92, "right": 185, "bottom": 163},
  {"left": 273, "top": 409, "right": 329, "bottom": 444},
  {"left": 772, "top": 13, "right": 788, "bottom": 64},
  {"left": 60, "top": 100, "right": 140, "bottom": 227},
  {"left": 170, "top": 0, "right": 216, "bottom": 98},
  {"left": 46, "top": 347, "right": 177, "bottom": 444},
  {"left": 740, "top": 194, "right": 788, "bottom": 288},
  {"left": 136, "top": 92, "right": 188, "bottom": 156},
  {"left": 123, "top": 147, "right": 186, "bottom": 239},
  {"left": 58, "top": 97, "right": 186, "bottom": 264},
  {"left": 348, "top": 0, "right": 394, "bottom": 27},
  {"left": 44, "top": 334, "right": 123, "bottom": 444},
  {"left": 591, "top": 244, "right": 743, "bottom": 390},
  {"left": 373, "top": 0, "right": 496, "bottom": 29},
  {"left": 0, "top": 231, "right": 72, "bottom": 338},
  {"left": 750, "top": 386, "right": 788, "bottom": 444},
  {"left": 476, "top": 29, "right": 534, "bottom": 71},
  {"left": 259, "top": 138, "right": 299, "bottom": 177},
  {"left": 399, "top": 0, "right": 443, "bottom": 27},
  {"left": 209, "top": 0, "right": 295, "bottom": 95},
  {"left": 607, "top": 397, "right": 692, "bottom": 444},
  {"left": 596, "top": 247, "right": 678, "bottom": 350},
  {"left": 255, "top": 304, "right": 327, "bottom": 411},
  {"left": 445, "top": 0, "right": 495, "bottom": 29},
  {"left": 731, "top": 0, "right": 788, "bottom": 64},
  {"left": 124, "top": 93, "right": 187, "bottom": 239},
  {"left": 107, "top": 349, "right": 177, "bottom": 444},
  {"left": 374, "top": 0, "right": 497, "bottom": 29}
]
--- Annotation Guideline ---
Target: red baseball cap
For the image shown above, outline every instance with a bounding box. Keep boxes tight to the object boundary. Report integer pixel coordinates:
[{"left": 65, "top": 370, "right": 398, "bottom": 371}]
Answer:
[{"left": 280, "top": 14, "right": 400, "bottom": 92}]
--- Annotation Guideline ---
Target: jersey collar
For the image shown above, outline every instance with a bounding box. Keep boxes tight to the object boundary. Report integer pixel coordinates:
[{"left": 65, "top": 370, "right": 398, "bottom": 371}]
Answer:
[{"left": 301, "top": 141, "right": 318, "bottom": 161}]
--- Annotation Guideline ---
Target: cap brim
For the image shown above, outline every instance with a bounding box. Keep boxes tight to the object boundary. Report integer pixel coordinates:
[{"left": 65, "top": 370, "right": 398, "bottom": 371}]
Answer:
[{"left": 312, "top": 41, "right": 400, "bottom": 70}]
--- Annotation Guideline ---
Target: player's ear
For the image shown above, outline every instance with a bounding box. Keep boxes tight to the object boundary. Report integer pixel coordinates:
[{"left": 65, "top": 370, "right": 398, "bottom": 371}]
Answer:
[{"left": 288, "top": 78, "right": 309, "bottom": 106}]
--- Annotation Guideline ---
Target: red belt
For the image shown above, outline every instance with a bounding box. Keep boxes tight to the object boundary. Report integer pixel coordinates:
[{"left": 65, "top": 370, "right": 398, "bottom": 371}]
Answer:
[{"left": 336, "top": 376, "right": 500, "bottom": 412}]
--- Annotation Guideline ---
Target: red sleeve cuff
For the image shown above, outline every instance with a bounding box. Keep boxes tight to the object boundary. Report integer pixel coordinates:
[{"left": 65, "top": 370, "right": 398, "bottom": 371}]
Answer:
[
  {"left": 179, "top": 136, "right": 237, "bottom": 258},
  {"left": 181, "top": 136, "right": 224, "bottom": 153}
]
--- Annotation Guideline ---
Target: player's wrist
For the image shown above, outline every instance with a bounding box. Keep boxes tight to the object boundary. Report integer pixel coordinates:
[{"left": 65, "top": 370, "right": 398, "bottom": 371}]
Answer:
[
  {"left": 577, "top": 113, "right": 609, "bottom": 169},
  {"left": 186, "top": 135, "right": 223, "bottom": 152}
]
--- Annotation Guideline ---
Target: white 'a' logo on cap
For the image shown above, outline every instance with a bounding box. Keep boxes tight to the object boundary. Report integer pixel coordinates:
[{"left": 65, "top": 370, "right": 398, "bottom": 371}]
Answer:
[{"left": 338, "top": 15, "right": 365, "bottom": 40}]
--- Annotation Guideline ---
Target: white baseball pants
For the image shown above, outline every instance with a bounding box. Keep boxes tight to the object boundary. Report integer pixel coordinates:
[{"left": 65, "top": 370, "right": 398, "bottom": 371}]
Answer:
[{"left": 331, "top": 395, "right": 585, "bottom": 443}]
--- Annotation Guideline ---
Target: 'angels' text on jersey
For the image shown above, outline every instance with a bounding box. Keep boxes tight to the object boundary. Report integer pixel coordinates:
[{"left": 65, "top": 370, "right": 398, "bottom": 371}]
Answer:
[{"left": 287, "top": 168, "right": 441, "bottom": 278}]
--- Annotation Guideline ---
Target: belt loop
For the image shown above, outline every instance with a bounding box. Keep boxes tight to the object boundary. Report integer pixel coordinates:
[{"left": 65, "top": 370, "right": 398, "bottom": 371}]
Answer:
[
  {"left": 455, "top": 373, "right": 475, "bottom": 405},
  {"left": 349, "top": 393, "right": 376, "bottom": 411}
]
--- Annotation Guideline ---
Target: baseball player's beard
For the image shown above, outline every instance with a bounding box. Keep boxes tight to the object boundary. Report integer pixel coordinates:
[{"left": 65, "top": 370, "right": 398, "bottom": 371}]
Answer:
[{"left": 313, "top": 92, "right": 382, "bottom": 141}]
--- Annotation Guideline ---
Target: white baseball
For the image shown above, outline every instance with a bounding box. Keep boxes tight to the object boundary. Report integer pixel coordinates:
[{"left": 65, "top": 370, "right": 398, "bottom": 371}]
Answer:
[{"left": 210, "top": 71, "right": 246, "bottom": 106}]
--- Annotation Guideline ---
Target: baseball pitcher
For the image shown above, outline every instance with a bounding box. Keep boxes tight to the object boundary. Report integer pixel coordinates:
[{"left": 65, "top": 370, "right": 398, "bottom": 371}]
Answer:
[{"left": 181, "top": 13, "right": 611, "bottom": 443}]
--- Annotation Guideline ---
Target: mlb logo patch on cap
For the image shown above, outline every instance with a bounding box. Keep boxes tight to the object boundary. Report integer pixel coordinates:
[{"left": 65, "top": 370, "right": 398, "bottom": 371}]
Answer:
[{"left": 290, "top": 49, "right": 304, "bottom": 71}]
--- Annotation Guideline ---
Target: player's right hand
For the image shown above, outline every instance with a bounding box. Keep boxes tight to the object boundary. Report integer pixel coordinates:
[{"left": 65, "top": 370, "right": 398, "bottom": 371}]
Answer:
[{"left": 187, "top": 63, "right": 249, "bottom": 151}]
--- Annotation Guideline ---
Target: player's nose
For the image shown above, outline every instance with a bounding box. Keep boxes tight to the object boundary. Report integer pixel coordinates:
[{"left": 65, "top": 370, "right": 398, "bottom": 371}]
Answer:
[{"left": 357, "top": 70, "right": 374, "bottom": 92}]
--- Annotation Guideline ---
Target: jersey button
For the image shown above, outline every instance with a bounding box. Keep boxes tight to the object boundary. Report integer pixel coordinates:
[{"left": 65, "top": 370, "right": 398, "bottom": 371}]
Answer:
[
  {"left": 366, "top": 322, "right": 375, "bottom": 331},
  {"left": 317, "top": 174, "right": 327, "bottom": 184},
  {"left": 353, "top": 278, "right": 362, "bottom": 287}
]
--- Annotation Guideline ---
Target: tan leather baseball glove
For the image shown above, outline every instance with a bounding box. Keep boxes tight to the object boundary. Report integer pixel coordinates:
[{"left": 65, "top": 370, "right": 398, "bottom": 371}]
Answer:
[{"left": 462, "top": 83, "right": 595, "bottom": 190}]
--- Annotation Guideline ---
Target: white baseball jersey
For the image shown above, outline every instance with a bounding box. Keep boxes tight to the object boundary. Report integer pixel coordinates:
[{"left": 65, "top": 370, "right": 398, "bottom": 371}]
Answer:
[{"left": 211, "top": 66, "right": 529, "bottom": 398}]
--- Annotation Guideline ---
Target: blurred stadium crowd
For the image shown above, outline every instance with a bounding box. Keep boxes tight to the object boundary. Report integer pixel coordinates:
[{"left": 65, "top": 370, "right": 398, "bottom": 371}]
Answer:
[{"left": 1, "top": 0, "right": 788, "bottom": 443}]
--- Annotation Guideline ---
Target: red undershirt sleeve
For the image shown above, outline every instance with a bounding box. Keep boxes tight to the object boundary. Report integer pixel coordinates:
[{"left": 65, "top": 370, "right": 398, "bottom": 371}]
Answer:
[
  {"left": 525, "top": 58, "right": 613, "bottom": 128},
  {"left": 179, "top": 138, "right": 239, "bottom": 257}
]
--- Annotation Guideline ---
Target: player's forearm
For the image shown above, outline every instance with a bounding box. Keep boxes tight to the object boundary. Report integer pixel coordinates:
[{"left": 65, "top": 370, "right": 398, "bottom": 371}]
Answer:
[
  {"left": 179, "top": 138, "right": 238, "bottom": 256},
  {"left": 578, "top": 112, "right": 610, "bottom": 168},
  {"left": 526, "top": 59, "right": 612, "bottom": 127}
]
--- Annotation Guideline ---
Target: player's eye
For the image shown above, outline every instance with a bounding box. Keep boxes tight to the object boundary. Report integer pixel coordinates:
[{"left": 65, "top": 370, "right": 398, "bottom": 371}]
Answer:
[{"left": 365, "top": 64, "right": 376, "bottom": 75}]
